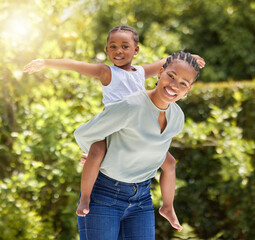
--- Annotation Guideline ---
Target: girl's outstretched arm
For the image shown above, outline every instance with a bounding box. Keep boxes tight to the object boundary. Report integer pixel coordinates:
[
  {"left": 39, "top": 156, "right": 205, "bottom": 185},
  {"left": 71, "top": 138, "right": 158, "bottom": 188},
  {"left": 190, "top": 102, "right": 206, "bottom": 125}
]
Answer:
[
  {"left": 142, "top": 54, "right": 205, "bottom": 79},
  {"left": 22, "top": 59, "right": 111, "bottom": 85}
]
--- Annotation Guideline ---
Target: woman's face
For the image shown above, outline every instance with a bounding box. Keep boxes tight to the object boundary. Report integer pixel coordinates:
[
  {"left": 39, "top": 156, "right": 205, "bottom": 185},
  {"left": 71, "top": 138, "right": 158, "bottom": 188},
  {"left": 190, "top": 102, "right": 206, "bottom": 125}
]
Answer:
[{"left": 157, "top": 60, "right": 197, "bottom": 105}]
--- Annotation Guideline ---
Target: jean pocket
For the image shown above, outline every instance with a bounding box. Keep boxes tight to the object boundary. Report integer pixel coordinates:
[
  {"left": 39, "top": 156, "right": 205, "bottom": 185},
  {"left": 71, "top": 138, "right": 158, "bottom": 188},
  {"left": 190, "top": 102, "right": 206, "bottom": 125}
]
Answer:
[{"left": 91, "top": 179, "right": 120, "bottom": 206}]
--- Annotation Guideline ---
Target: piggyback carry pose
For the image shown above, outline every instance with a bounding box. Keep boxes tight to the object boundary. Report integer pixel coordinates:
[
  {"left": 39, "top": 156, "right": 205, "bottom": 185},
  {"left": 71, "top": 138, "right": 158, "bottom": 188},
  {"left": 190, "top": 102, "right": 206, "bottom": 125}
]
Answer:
[
  {"left": 74, "top": 51, "right": 201, "bottom": 239},
  {"left": 23, "top": 25, "right": 205, "bottom": 233}
]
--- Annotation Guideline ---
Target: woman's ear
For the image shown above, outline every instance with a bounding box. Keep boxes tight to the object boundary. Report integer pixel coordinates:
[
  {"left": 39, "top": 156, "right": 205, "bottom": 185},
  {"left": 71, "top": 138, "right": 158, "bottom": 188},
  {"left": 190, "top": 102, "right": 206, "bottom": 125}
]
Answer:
[{"left": 157, "top": 67, "right": 164, "bottom": 80}]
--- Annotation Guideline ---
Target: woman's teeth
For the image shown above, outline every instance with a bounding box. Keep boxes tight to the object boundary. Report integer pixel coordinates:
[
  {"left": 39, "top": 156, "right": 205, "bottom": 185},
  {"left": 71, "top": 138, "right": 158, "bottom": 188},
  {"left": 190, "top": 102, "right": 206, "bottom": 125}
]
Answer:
[{"left": 165, "top": 88, "right": 177, "bottom": 96}]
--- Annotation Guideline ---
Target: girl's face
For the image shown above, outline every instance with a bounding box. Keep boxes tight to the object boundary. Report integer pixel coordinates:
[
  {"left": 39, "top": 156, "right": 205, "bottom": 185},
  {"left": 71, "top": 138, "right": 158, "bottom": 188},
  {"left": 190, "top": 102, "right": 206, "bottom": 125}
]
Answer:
[
  {"left": 106, "top": 31, "right": 139, "bottom": 71},
  {"left": 157, "top": 60, "right": 197, "bottom": 107}
]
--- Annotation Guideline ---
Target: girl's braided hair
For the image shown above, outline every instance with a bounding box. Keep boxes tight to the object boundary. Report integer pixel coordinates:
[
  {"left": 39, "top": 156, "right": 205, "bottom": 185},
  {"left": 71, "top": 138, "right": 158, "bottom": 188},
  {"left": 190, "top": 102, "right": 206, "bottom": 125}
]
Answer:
[
  {"left": 107, "top": 25, "right": 139, "bottom": 45},
  {"left": 163, "top": 51, "right": 200, "bottom": 81}
]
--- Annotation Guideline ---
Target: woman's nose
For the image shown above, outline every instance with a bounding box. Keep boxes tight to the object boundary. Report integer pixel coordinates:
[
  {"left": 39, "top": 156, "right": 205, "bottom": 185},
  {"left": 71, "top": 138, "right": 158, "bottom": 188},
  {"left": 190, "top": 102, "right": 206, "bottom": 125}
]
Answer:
[{"left": 170, "top": 78, "right": 179, "bottom": 89}]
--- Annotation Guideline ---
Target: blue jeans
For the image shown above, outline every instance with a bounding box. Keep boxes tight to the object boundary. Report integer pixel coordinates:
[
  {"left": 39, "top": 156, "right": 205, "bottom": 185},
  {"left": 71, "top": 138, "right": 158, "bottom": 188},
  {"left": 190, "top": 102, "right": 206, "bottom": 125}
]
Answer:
[{"left": 78, "top": 171, "right": 155, "bottom": 240}]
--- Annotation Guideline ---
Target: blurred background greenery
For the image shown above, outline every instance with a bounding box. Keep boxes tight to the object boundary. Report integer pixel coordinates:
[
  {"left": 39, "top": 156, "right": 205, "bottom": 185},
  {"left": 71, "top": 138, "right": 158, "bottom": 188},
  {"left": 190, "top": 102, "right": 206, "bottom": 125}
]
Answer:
[{"left": 0, "top": 0, "right": 254, "bottom": 239}]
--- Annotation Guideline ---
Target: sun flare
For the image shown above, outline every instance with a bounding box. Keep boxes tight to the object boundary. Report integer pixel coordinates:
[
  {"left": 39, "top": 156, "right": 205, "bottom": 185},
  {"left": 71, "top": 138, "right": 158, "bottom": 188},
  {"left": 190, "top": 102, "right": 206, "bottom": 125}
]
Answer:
[
  {"left": 2, "top": 13, "right": 34, "bottom": 47},
  {"left": 4, "top": 15, "right": 30, "bottom": 38},
  {"left": 8, "top": 17, "right": 29, "bottom": 36}
]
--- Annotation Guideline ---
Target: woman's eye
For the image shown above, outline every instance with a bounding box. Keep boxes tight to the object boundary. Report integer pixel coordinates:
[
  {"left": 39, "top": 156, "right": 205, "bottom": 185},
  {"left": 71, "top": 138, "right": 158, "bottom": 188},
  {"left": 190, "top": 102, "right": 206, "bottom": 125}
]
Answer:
[
  {"left": 168, "top": 74, "right": 174, "bottom": 79},
  {"left": 180, "top": 82, "right": 188, "bottom": 87},
  {"left": 110, "top": 46, "right": 116, "bottom": 48}
]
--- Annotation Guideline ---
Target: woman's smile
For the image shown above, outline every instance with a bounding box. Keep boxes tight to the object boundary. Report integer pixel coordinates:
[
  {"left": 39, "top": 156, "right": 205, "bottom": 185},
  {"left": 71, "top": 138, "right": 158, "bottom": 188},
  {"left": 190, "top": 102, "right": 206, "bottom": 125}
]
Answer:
[{"left": 164, "top": 87, "right": 177, "bottom": 98}]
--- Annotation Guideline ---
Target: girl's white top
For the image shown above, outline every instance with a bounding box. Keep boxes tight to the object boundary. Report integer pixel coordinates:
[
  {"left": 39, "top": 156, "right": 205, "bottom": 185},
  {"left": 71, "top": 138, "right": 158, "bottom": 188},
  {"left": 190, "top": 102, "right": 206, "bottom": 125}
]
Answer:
[
  {"left": 102, "top": 65, "right": 145, "bottom": 105},
  {"left": 74, "top": 91, "right": 184, "bottom": 183}
]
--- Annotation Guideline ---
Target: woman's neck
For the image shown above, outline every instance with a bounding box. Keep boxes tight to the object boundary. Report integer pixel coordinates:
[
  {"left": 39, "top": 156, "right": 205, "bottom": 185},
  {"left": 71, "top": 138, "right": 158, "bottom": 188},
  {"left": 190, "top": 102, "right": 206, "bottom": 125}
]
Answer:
[{"left": 146, "top": 90, "right": 170, "bottom": 110}]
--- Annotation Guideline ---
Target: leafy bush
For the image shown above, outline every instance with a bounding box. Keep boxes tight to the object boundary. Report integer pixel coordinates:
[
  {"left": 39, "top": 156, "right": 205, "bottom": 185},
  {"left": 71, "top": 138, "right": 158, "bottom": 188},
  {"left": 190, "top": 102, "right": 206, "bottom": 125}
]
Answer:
[{"left": 0, "top": 1, "right": 254, "bottom": 239}]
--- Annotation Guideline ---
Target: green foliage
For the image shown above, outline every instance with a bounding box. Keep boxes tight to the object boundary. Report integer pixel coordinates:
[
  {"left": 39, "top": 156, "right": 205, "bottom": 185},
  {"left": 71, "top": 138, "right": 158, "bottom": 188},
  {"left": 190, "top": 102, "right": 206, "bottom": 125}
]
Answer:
[
  {"left": 0, "top": 0, "right": 255, "bottom": 239},
  {"left": 0, "top": 64, "right": 104, "bottom": 239},
  {"left": 0, "top": 176, "right": 55, "bottom": 240},
  {"left": 0, "top": 73, "right": 103, "bottom": 239}
]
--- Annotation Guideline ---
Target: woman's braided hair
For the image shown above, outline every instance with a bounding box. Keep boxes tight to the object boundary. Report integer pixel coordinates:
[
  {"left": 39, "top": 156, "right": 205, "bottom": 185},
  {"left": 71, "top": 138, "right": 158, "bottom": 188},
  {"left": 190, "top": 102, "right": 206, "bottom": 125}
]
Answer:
[
  {"left": 163, "top": 51, "right": 200, "bottom": 81},
  {"left": 107, "top": 25, "right": 139, "bottom": 45}
]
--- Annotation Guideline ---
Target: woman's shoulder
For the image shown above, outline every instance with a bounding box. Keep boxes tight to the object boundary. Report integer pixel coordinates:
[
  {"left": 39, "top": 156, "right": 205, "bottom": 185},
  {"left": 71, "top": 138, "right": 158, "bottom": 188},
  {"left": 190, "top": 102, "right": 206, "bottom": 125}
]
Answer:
[
  {"left": 171, "top": 102, "right": 184, "bottom": 115},
  {"left": 169, "top": 102, "right": 185, "bottom": 124}
]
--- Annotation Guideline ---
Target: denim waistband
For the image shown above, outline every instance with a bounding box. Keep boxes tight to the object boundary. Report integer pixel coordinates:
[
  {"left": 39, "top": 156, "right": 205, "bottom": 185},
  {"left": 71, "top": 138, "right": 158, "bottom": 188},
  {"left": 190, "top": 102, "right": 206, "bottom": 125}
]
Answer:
[{"left": 98, "top": 171, "right": 151, "bottom": 187}]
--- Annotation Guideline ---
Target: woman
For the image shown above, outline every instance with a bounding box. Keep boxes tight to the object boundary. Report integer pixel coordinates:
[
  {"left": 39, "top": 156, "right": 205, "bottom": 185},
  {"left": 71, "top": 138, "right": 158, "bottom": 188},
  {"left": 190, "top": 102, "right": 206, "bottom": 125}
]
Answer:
[{"left": 74, "top": 51, "right": 200, "bottom": 240}]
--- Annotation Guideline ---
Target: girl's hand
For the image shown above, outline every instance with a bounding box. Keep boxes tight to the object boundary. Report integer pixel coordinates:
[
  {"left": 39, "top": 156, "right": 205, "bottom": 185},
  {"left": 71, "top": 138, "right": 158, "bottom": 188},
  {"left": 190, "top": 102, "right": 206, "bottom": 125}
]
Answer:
[
  {"left": 191, "top": 54, "right": 206, "bottom": 68},
  {"left": 22, "top": 59, "right": 46, "bottom": 74},
  {"left": 80, "top": 153, "right": 88, "bottom": 164}
]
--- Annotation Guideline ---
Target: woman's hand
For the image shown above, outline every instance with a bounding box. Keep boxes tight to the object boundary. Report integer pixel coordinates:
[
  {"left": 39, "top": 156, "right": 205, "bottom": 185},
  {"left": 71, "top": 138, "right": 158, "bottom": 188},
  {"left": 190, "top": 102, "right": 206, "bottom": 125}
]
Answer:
[{"left": 22, "top": 59, "right": 46, "bottom": 74}]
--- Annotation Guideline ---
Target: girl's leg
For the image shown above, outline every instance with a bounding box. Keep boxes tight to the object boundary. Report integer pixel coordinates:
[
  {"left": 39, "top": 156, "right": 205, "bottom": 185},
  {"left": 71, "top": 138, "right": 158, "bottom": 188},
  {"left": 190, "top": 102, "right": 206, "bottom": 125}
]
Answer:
[
  {"left": 77, "top": 140, "right": 106, "bottom": 216},
  {"left": 159, "top": 152, "right": 182, "bottom": 231}
]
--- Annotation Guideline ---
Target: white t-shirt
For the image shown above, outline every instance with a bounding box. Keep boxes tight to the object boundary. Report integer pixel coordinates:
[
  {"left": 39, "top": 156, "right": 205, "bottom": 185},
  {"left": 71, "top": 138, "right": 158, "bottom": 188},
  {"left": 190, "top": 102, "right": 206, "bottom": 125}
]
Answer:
[{"left": 102, "top": 65, "right": 145, "bottom": 105}]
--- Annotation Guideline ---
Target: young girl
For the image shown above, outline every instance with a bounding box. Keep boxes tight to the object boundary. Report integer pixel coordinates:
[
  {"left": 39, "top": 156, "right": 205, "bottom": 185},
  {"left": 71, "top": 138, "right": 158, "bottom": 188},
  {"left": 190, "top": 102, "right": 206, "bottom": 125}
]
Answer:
[
  {"left": 74, "top": 51, "right": 201, "bottom": 239},
  {"left": 23, "top": 25, "right": 205, "bottom": 232}
]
